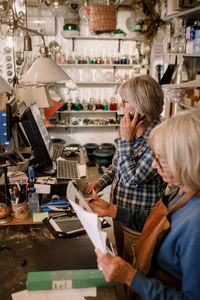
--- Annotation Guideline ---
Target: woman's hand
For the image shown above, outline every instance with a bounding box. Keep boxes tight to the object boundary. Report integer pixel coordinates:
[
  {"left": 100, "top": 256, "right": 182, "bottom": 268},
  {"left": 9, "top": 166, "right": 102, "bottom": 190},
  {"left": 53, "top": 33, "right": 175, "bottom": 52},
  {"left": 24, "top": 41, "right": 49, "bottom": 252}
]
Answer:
[
  {"left": 95, "top": 249, "right": 136, "bottom": 286},
  {"left": 86, "top": 190, "right": 117, "bottom": 218},
  {"left": 84, "top": 182, "right": 102, "bottom": 194},
  {"left": 120, "top": 112, "right": 149, "bottom": 140},
  {"left": 120, "top": 112, "right": 140, "bottom": 140}
]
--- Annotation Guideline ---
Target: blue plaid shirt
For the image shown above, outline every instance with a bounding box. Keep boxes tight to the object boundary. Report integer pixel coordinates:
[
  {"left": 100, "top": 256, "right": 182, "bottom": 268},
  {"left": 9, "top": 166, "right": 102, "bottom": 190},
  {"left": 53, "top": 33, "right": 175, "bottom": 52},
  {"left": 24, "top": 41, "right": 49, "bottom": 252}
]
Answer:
[{"left": 97, "top": 117, "right": 167, "bottom": 210}]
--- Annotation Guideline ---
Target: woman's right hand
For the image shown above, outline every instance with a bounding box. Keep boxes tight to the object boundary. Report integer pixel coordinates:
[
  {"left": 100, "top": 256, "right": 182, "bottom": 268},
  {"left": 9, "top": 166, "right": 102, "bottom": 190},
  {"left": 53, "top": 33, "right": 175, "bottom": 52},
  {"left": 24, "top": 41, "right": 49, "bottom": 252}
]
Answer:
[
  {"left": 84, "top": 182, "right": 102, "bottom": 194},
  {"left": 87, "top": 190, "right": 117, "bottom": 218}
]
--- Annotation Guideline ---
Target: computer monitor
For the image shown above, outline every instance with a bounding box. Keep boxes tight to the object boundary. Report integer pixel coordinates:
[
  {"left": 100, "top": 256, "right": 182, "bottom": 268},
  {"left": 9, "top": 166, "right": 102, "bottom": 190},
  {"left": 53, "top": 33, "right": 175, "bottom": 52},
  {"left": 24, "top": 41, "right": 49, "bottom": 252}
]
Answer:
[
  {"left": 6, "top": 96, "right": 18, "bottom": 141},
  {"left": 20, "top": 103, "right": 53, "bottom": 170}
]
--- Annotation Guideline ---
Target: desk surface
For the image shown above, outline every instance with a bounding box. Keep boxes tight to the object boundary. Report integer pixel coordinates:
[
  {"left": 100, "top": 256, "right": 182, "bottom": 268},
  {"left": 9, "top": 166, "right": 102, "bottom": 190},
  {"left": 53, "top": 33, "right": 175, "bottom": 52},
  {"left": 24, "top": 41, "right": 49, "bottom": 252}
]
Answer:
[{"left": 0, "top": 163, "right": 122, "bottom": 300}]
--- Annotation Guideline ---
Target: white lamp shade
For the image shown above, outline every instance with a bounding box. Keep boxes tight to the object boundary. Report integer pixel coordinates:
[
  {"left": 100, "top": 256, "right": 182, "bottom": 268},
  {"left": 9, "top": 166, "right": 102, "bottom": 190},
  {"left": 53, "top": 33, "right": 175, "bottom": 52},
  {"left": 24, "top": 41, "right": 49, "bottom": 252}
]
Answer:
[
  {"left": 0, "top": 75, "right": 12, "bottom": 93},
  {"left": 21, "top": 57, "right": 71, "bottom": 83},
  {"left": 16, "top": 84, "right": 53, "bottom": 108}
]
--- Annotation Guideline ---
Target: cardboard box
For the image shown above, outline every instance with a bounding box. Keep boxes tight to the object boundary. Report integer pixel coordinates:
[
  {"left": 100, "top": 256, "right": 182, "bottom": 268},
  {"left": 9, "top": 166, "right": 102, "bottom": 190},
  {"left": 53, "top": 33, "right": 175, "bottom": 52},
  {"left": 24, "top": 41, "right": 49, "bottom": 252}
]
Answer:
[
  {"left": 184, "top": 96, "right": 194, "bottom": 106},
  {"left": 194, "top": 88, "right": 200, "bottom": 98},
  {"left": 194, "top": 100, "right": 200, "bottom": 108}
]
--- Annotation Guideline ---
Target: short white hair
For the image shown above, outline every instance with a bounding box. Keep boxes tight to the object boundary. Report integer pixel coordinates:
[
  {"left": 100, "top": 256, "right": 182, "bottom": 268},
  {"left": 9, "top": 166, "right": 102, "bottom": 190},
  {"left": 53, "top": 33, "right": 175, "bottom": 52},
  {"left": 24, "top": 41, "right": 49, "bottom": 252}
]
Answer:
[{"left": 149, "top": 109, "right": 200, "bottom": 191}]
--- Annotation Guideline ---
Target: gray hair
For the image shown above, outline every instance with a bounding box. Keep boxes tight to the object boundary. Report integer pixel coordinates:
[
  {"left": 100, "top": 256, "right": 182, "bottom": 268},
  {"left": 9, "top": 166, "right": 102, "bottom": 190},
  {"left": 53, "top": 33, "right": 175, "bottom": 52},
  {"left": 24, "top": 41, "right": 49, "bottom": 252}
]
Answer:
[{"left": 119, "top": 75, "right": 164, "bottom": 121}]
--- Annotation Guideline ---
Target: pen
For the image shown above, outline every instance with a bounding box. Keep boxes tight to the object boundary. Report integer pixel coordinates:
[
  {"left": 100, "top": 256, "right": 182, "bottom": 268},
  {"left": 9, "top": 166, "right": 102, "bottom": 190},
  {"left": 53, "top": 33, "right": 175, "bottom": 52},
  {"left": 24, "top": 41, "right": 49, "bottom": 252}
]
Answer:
[{"left": 88, "top": 193, "right": 104, "bottom": 203}]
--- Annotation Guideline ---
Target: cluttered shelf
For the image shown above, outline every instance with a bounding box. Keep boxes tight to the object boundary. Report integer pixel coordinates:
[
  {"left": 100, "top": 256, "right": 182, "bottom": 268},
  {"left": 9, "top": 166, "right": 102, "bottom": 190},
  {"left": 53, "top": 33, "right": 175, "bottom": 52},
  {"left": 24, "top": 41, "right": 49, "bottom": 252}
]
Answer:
[{"left": 164, "top": 5, "right": 200, "bottom": 21}]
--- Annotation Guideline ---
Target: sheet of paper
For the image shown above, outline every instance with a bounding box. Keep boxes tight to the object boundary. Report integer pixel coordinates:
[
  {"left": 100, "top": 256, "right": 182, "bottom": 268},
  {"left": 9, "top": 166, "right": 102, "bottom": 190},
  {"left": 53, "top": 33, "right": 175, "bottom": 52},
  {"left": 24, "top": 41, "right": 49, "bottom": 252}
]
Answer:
[
  {"left": 78, "top": 165, "right": 86, "bottom": 177},
  {"left": 12, "top": 287, "right": 97, "bottom": 300},
  {"left": 67, "top": 181, "right": 93, "bottom": 212},
  {"left": 34, "top": 183, "right": 51, "bottom": 194},
  {"left": 67, "top": 182, "right": 107, "bottom": 254}
]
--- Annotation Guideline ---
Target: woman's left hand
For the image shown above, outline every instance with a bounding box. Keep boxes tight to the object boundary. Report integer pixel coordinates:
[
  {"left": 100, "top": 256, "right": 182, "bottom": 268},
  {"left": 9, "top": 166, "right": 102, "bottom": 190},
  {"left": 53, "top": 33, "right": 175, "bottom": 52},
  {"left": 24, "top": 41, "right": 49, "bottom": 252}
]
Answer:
[{"left": 95, "top": 249, "right": 136, "bottom": 286}]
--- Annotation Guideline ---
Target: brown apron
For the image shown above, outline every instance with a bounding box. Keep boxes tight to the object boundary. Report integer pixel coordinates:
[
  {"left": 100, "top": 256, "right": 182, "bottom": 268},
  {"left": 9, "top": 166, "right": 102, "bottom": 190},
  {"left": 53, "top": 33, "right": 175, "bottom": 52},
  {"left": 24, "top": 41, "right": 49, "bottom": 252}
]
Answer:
[{"left": 131, "top": 189, "right": 197, "bottom": 300}]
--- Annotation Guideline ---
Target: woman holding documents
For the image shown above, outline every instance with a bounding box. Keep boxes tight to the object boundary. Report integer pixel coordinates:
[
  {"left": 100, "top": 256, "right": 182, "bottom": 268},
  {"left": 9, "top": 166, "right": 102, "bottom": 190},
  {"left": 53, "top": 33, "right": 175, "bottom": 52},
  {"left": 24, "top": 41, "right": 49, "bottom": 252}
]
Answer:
[{"left": 88, "top": 110, "right": 200, "bottom": 300}]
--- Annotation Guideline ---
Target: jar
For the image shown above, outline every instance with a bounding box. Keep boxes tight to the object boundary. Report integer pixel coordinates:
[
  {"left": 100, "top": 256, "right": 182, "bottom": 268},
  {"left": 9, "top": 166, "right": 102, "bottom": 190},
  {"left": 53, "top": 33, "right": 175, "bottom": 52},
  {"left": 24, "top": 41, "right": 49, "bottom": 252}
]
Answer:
[
  {"left": 96, "top": 99, "right": 102, "bottom": 110},
  {"left": 85, "top": 56, "right": 91, "bottom": 64},
  {"left": 73, "top": 97, "right": 83, "bottom": 111},
  {"left": 88, "top": 97, "right": 96, "bottom": 111},
  {"left": 121, "top": 55, "right": 127, "bottom": 64},
  {"left": 97, "top": 57, "right": 103, "bottom": 64},
  {"left": 91, "top": 57, "right": 97, "bottom": 64},
  {"left": 67, "top": 98, "right": 72, "bottom": 111},
  {"left": 79, "top": 55, "right": 85, "bottom": 64},
  {"left": 110, "top": 97, "right": 117, "bottom": 111},
  {"left": 82, "top": 99, "right": 88, "bottom": 110},
  {"left": 102, "top": 99, "right": 108, "bottom": 111}
]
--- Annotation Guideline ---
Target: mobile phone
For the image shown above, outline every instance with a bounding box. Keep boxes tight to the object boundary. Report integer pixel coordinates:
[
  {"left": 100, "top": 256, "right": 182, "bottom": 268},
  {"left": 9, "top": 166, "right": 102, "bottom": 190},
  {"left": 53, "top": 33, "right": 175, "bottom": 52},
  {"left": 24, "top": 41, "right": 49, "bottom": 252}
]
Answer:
[{"left": 130, "top": 109, "right": 146, "bottom": 123}]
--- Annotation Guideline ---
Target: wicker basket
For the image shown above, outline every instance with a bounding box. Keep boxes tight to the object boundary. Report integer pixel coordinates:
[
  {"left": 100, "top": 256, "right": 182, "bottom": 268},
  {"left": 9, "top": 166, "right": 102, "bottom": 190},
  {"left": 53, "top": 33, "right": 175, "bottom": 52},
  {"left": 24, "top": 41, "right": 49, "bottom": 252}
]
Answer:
[{"left": 90, "top": 4, "right": 116, "bottom": 33}]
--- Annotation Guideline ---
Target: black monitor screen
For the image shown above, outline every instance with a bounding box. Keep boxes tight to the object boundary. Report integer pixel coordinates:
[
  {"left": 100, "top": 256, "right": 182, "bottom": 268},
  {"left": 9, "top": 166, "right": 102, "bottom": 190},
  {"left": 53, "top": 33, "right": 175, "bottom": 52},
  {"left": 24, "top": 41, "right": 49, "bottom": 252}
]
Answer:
[
  {"left": 6, "top": 96, "right": 18, "bottom": 141},
  {"left": 20, "top": 103, "right": 52, "bottom": 169}
]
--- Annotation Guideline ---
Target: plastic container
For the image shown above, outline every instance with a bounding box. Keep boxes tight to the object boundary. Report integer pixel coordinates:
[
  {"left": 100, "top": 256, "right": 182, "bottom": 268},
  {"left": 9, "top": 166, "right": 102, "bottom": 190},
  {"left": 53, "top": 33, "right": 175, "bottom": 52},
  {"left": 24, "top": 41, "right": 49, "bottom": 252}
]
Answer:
[{"left": 28, "top": 187, "right": 40, "bottom": 214}]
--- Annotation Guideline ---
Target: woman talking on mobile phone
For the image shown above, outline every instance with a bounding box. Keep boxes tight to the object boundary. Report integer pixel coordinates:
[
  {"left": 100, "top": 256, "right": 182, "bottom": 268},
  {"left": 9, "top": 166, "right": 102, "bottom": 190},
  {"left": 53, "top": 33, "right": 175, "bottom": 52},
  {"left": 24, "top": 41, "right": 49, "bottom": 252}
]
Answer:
[{"left": 84, "top": 75, "right": 167, "bottom": 262}]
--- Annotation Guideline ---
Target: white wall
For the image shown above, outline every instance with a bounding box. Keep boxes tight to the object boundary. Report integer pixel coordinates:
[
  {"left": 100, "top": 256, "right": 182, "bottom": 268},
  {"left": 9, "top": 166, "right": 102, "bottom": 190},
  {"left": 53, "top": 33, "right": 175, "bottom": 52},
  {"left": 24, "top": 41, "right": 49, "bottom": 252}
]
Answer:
[{"left": 0, "top": 8, "right": 139, "bottom": 146}]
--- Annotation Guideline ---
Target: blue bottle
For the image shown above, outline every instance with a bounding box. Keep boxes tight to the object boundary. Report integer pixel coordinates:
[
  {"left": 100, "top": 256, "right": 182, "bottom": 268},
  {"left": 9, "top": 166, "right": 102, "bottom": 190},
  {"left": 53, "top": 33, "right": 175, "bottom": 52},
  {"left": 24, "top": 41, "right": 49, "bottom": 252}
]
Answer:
[{"left": 28, "top": 187, "right": 40, "bottom": 214}]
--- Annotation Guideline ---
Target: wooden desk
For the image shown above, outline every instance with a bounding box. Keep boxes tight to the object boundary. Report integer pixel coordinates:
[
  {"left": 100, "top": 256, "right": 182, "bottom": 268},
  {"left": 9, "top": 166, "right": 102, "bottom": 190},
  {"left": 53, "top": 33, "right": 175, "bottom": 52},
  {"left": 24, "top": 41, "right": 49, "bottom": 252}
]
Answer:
[
  {"left": 0, "top": 223, "right": 124, "bottom": 300},
  {"left": 0, "top": 157, "right": 123, "bottom": 299}
]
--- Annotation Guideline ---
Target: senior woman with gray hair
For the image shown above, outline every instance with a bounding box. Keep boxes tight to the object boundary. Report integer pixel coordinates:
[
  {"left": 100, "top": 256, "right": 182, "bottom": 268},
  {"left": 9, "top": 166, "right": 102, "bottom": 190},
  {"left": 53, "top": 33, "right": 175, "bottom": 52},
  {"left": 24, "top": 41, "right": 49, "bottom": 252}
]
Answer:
[
  {"left": 88, "top": 109, "right": 200, "bottom": 300},
  {"left": 84, "top": 75, "right": 167, "bottom": 262}
]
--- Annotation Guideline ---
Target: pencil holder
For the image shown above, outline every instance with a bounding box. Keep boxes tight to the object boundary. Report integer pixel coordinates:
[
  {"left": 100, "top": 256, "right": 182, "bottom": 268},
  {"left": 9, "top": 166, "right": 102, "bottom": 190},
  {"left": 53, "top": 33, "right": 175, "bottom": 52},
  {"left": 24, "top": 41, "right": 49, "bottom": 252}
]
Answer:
[{"left": 11, "top": 201, "right": 29, "bottom": 220}]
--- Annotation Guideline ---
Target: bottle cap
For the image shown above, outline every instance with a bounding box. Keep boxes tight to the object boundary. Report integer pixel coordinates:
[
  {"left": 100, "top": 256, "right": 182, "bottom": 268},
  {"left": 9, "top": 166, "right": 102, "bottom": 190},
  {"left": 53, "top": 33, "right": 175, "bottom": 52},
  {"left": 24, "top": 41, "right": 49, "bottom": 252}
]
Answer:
[{"left": 29, "top": 187, "right": 36, "bottom": 193}]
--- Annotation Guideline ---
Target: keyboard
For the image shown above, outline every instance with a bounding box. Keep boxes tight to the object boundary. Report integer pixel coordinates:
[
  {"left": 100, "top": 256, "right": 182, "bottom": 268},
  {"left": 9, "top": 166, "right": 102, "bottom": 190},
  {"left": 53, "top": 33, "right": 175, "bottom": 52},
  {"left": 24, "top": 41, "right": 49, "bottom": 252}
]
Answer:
[
  {"left": 57, "top": 160, "right": 80, "bottom": 179},
  {"left": 52, "top": 144, "right": 63, "bottom": 161}
]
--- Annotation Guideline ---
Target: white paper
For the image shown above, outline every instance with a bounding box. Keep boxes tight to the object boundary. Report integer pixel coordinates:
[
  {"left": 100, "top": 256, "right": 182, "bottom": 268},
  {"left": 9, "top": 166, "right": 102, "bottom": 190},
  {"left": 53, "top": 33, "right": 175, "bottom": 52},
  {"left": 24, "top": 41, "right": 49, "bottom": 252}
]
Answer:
[
  {"left": 67, "top": 182, "right": 107, "bottom": 254},
  {"left": 34, "top": 183, "right": 51, "bottom": 194},
  {"left": 12, "top": 288, "right": 97, "bottom": 300},
  {"left": 67, "top": 181, "right": 93, "bottom": 213},
  {"left": 78, "top": 165, "right": 87, "bottom": 177}
]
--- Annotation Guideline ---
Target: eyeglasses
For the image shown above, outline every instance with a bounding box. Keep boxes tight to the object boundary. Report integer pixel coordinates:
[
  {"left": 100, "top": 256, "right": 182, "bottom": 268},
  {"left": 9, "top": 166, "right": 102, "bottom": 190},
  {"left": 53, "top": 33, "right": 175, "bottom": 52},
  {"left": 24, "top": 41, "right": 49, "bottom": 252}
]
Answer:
[
  {"left": 153, "top": 153, "right": 168, "bottom": 172},
  {"left": 154, "top": 156, "right": 164, "bottom": 171}
]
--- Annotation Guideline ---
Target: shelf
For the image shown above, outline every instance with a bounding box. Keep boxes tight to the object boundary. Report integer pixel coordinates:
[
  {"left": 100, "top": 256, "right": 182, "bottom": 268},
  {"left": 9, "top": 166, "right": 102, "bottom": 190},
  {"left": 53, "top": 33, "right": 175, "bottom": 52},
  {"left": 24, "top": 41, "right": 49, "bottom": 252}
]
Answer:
[
  {"left": 75, "top": 82, "right": 121, "bottom": 86},
  {"left": 62, "top": 35, "right": 145, "bottom": 41},
  {"left": 177, "top": 101, "right": 196, "bottom": 110},
  {"left": 47, "top": 124, "right": 120, "bottom": 128},
  {"left": 168, "top": 53, "right": 200, "bottom": 58},
  {"left": 56, "top": 110, "right": 119, "bottom": 114},
  {"left": 164, "top": 6, "right": 200, "bottom": 21},
  {"left": 183, "top": 53, "right": 200, "bottom": 57},
  {"left": 62, "top": 35, "right": 145, "bottom": 51},
  {"left": 58, "top": 64, "right": 139, "bottom": 68}
]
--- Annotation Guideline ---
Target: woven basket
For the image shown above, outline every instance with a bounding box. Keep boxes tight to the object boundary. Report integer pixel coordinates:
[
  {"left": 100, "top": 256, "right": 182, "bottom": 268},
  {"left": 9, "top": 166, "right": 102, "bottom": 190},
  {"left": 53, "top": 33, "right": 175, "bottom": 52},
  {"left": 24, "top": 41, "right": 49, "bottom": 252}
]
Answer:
[{"left": 90, "top": 4, "right": 116, "bottom": 33}]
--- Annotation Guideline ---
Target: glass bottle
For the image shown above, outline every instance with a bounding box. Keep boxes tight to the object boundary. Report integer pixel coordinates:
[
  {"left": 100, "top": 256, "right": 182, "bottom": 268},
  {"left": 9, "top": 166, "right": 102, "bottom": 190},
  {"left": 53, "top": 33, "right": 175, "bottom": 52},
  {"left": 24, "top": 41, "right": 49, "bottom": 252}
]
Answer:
[
  {"left": 102, "top": 99, "right": 108, "bottom": 111},
  {"left": 96, "top": 98, "right": 102, "bottom": 109},
  {"left": 74, "top": 97, "right": 83, "bottom": 111},
  {"left": 88, "top": 97, "right": 96, "bottom": 111},
  {"left": 82, "top": 98, "right": 88, "bottom": 110},
  {"left": 110, "top": 97, "right": 117, "bottom": 111},
  {"left": 67, "top": 98, "right": 72, "bottom": 111}
]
